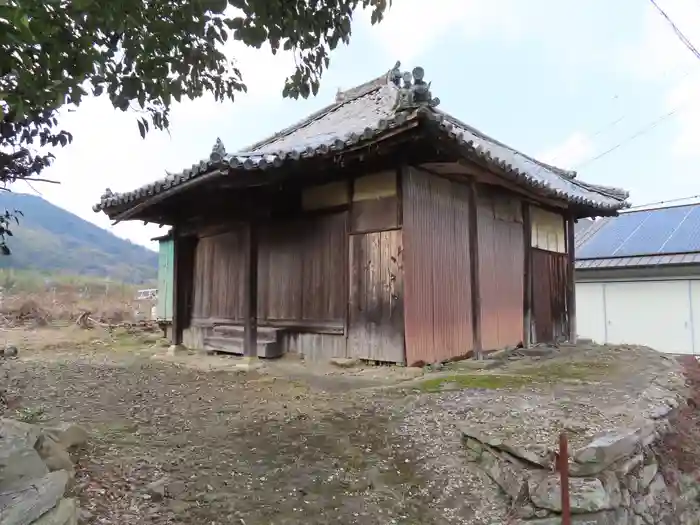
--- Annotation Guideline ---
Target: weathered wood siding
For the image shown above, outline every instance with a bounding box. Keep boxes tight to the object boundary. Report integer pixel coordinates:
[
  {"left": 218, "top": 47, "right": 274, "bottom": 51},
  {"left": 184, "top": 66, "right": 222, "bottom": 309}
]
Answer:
[
  {"left": 477, "top": 188, "right": 525, "bottom": 350},
  {"left": 257, "top": 220, "right": 303, "bottom": 321},
  {"left": 531, "top": 248, "right": 569, "bottom": 343},
  {"left": 347, "top": 229, "right": 404, "bottom": 362},
  {"left": 281, "top": 332, "right": 348, "bottom": 360},
  {"left": 349, "top": 171, "right": 400, "bottom": 234},
  {"left": 529, "top": 205, "right": 570, "bottom": 343},
  {"left": 191, "top": 213, "right": 346, "bottom": 327},
  {"left": 192, "top": 226, "right": 247, "bottom": 322},
  {"left": 403, "top": 167, "right": 474, "bottom": 365},
  {"left": 258, "top": 212, "right": 347, "bottom": 325}
]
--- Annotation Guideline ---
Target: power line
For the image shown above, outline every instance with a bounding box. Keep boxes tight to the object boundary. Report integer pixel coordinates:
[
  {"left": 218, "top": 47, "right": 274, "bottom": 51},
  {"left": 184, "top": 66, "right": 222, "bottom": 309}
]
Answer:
[
  {"left": 626, "top": 194, "right": 700, "bottom": 210},
  {"left": 551, "top": 1, "right": 700, "bottom": 170},
  {"left": 573, "top": 102, "right": 687, "bottom": 169},
  {"left": 649, "top": 0, "right": 700, "bottom": 61}
]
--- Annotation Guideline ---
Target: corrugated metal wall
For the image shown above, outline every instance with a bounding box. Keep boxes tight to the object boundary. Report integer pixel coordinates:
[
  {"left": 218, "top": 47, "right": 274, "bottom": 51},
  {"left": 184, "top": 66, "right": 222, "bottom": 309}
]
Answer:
[
  {"left": 477, "top": 189, "right": 525, "bottom": 350},
  {"left": 403, "top": 168, "right": 473, "bottom": 365},
  {"left": 532, "top": 248, "right": 569, "bottom": 343}
]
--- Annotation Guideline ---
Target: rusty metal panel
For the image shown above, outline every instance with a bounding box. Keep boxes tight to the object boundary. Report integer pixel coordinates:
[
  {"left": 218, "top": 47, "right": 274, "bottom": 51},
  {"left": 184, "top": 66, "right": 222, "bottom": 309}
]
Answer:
[
  {"left": 402, "top": 167, "right": 473, "bottom": 365},
  {"left": 532, "top": 248, "right": 569, "bottom": 343},
  {"left": 347, "top": 230, "right": 404, "bottom": 363},
  {"left": 477, "top": 188, "right": 525, "bottom": 350},
  {"left": 192, "top": 226, "right": 247, "bottom": 322}
]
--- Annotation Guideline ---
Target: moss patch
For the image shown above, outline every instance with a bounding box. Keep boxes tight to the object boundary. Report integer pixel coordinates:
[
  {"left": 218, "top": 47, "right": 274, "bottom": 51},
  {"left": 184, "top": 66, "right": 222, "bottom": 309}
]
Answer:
[
  {"left": 520, "top": 360, "right": 613, "bottom": 382},
  {"left": 417, "top": 373, "right": 536, "bottom": 393},
  {"left": 415, "top": 359, "right": 615, "bottom": 393}
]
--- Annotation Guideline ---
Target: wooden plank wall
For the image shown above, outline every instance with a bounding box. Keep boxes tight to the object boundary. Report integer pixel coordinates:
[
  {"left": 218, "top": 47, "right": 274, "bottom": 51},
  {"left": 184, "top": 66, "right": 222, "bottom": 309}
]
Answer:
[
  {"left": 258, "top": 212, "right": 346, "bottom": 325},
  {"left": 347, "top": 229, "right": 404, "bottom": 362},
  {"left": 529, "top": 205, "right": 570, "bottom": 343},
  {"left": 402, "top": 167, "right": 473, "bottom": 365},
  {"left": 257, "top": 220, "right": 304, "bottom": 321},
  {"left": 532, "top": 248, "right": 569, "bottom": 343},
  {"left": 477, "top": 188, "right": 525, "bottom": 350},
  {"left": 192, "top": 226, "right": 247, "bottom": 322},
  {"left": 191, "top": 213, "right": 346, "bottom": 327}
]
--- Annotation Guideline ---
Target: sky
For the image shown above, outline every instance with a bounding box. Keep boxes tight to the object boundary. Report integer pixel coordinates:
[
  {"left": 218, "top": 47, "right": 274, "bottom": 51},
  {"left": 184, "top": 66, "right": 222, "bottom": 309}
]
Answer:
[{"left": 18, "top": 0, "right": 700, "bottom": 251}]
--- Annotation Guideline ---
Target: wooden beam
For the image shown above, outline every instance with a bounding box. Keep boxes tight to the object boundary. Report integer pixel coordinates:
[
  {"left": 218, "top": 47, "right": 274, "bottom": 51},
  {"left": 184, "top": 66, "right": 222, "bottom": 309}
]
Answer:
[
  {"left": 243, "top": 221, "right": 259, "bottom": 357},
  {"left": 522, "top": 203, "right": 533, "bottom": 348},
  {"left": 467, "top": 181, "right": 483, "bottom": 359},
  {"left": 566, "top": 215, "right": 577, "bottom": 344}
]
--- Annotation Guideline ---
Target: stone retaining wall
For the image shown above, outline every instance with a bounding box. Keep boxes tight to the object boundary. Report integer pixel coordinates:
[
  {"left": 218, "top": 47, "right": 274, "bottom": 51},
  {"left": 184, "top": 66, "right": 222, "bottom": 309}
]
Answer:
[
  {"left": 0, "top": 418, "right": 87, "bottom": 525},
  {"left": 461, "top": 385, "right": 699, "bottom": 524}
]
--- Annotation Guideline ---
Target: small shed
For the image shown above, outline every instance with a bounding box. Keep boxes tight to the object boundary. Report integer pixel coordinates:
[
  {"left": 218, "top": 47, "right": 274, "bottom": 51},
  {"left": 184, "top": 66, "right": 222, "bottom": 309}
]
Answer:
[
  {"left": 575, "top": 203, "right": 700, "bottom": 355},
  {"left": 94, "top": 62, "right": 629, "bottom": 365}
]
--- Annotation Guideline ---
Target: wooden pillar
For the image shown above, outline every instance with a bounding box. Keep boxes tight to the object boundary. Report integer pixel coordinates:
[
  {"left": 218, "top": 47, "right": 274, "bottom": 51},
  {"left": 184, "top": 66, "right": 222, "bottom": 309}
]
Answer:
[
  {"left": 171, "top": 227, "right": 183, "bottom": 346},
  {"left": 522, "top": 204, "right": 533, "bottom": 348},
  {"left": 243, "top": 221, "right": 258, "bottom": 357},
  {"left": 467, "top": 181, "right": 482, "bottom": 360},
  {"left": 566, "top": 215, "right": 577, "bottom": 344}
]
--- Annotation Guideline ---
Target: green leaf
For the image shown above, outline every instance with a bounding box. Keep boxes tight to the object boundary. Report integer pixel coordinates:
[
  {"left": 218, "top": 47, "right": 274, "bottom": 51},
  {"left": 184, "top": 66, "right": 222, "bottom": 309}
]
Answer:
[{"left": 0, "top": 0, "right": 389, "bottom": 199}]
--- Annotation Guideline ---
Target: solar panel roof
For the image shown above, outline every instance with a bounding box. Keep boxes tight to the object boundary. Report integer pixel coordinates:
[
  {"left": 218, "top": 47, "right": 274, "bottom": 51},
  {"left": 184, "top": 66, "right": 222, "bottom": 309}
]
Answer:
[{"left": 576, "top": 203, "right": 700, "bottom": 261}]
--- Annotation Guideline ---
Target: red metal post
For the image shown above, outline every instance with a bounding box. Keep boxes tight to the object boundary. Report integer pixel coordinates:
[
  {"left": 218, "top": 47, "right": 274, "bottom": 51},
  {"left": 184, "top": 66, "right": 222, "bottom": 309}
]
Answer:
[{"left": 559, "top": 432, "right": 571, "bottom": 525}]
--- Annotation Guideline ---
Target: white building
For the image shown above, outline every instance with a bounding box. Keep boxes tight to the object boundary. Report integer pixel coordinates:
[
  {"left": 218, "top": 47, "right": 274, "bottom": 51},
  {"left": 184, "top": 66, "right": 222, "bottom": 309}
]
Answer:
[{"left": 575, "top": 203, "right": 700, "bottom": 355}]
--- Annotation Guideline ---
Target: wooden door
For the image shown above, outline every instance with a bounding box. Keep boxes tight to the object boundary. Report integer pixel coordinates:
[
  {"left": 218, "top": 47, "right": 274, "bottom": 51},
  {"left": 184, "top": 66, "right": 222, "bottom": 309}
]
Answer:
[{"left": 347, "top": 230, "right": 405, "bottom": 363}]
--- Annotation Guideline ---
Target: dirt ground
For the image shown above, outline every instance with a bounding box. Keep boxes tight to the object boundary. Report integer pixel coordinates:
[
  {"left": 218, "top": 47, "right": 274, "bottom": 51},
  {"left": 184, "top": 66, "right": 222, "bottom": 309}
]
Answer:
[{"left": 0, "top": 325, "right": 683, "bottom": 525}]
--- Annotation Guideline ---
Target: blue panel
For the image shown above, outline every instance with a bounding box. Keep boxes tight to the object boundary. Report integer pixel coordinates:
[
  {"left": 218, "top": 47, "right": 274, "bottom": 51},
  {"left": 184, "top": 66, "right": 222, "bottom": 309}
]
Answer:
[
  {"left": 662, "top": 205, "right": 700, "bottom": 254},
  {"left": 614, "top": 205, "right": 691, "bottom": 257},
  {"left": 577, "top": 212, "right": 648, "bottom": 259}
]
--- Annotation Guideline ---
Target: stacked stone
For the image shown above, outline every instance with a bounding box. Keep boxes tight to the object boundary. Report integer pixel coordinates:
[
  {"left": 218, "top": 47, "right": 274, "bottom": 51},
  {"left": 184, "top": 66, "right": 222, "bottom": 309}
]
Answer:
[
  {"left": 0, "top": 418, "right": 87, "bottom": 525},
  {"left": 461, "top": 388, "right": 698, "bottom": 524}
]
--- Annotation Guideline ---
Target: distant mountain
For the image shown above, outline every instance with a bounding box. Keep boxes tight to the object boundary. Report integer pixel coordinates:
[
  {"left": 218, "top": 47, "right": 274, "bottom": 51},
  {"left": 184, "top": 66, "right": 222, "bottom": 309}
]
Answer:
[{"left": 0, "top": 192, "right": 157, "bottom": 284}]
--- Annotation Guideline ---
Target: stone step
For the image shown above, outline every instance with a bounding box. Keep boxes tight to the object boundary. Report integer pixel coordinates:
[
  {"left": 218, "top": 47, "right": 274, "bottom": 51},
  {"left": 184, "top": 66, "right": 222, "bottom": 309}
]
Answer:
[{"left": 204, "top": 336, "right": 283, "bottom": 359}]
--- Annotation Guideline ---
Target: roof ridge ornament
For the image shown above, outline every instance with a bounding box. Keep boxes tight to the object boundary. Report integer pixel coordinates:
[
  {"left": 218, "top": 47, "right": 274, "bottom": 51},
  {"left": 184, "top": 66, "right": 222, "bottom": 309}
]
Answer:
[
  {"left": 389, "top": 61, "right": 440, "bottom": 112},
  {"left": 210, "top": 137, "right": 226, "bottom": 162}
]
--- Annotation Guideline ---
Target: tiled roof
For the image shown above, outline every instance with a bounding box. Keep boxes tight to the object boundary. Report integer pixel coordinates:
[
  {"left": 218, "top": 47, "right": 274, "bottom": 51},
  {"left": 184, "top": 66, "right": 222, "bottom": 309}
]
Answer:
[
  {"left": 575, "top": 203, "right": 700, "bottom": 269},
  {"left": 93, "top": 63, "right": 629, "bottom": 216}
]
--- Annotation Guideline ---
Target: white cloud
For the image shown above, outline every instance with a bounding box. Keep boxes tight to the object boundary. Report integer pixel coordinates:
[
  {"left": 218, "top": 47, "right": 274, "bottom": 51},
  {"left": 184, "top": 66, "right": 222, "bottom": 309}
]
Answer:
[
  {"left": 28, "top": 38, "right": 296, "bottom": 250},
  {"left": 365, "top": 0, "right": 524, "bottom": 62},
  {"left": 538, "top": 132, "right": 595, "bottom": 169},
  {"left": 10, "top": 1, "right": 532, "bottom": 253}
]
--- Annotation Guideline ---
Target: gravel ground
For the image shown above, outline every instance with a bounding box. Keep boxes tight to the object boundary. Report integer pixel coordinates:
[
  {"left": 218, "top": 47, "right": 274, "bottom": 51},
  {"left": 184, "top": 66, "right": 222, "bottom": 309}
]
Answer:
[
  {"left": 0, "top": 328, "right": 506, "bottom": 525},
  {"left": 0, "top": 327, "right": 682, "bottom": 525}
]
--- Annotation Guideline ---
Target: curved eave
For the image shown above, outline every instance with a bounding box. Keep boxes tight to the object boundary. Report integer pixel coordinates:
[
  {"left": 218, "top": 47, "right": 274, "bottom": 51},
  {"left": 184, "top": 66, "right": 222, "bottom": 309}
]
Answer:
[
  {"left": 95, "top": 112, "right": 419, "bottom": 220},
  {"left": 418, "top": 109, "right": 628, "bottom": 213},
  {"left": 95, "top": 109, "right": 628, "bottom": 220}
]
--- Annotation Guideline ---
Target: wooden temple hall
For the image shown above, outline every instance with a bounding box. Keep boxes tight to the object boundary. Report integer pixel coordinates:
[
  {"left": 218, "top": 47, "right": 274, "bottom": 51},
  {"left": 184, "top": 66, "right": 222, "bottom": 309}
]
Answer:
[{"left": 94, "top": 62, "right": 629, "bottom": 366}]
